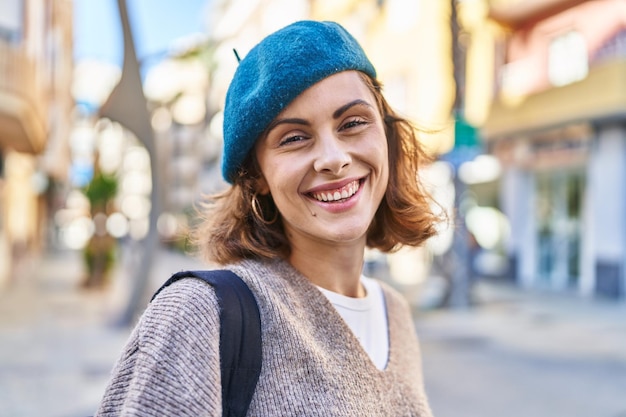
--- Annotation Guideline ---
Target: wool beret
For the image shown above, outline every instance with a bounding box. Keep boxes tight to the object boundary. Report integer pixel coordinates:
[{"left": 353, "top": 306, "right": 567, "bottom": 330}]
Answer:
[{"left": 221, "top": 20, "right": 377, "bottom": 183}]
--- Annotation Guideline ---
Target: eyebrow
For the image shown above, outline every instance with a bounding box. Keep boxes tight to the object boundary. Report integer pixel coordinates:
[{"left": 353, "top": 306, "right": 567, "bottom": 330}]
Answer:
[
  {"left": 332, "top": 99, "right": 373, "bottom": 119},
  {"left": 265, "top": 118, "right": 310, "bottom": 135},
  {"left": 265, "top": 99, "right": 373, "bottom": 135}
]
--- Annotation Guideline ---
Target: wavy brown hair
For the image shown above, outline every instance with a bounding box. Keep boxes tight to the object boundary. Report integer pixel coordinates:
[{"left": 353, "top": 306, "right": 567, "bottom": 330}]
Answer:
[{"left": 191, "top": 73, "right": 445, "bottom": 264}]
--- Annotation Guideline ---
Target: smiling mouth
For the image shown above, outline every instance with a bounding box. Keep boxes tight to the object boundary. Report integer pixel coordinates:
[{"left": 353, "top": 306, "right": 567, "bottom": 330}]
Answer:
[{"left": 310, "top": 179, "right": 362, "bottom": 203}]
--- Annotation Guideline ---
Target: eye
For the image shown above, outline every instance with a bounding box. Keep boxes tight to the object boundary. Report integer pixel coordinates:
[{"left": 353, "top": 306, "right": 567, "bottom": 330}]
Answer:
[
  {"left": 279, "top": 133, "right": 309, "bottom": 147},
  {"left": 340, "top": 117, "right": 369, "bottom": 131}
]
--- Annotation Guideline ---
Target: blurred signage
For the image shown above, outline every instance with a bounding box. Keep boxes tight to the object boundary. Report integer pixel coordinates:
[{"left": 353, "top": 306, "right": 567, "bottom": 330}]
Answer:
[
  {"left": 492, "top": 122, "right": 592, "bottom": 169},
  {"left": 441, "top": 117, "right": 482, "bottom": 168}
]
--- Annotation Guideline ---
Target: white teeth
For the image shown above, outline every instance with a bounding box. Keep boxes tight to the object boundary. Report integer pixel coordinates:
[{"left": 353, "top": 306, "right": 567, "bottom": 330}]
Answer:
[{"left": 312, "top": 180, "right": 360, "bottom": 202}]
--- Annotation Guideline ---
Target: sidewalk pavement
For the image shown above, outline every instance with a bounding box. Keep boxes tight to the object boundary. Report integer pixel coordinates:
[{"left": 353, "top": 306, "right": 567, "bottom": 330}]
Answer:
[
  {"left": 414, "top": 280, "right": 626, "bottom": 417},
  {"left": 416, "top": 280, "right": 626, "bottom": 363},
  {"left": 1, "top": 246, "right": 625, "bottom": 417},
  {"left": 0, "top": 246, "right": 207, "bottom": 417}
]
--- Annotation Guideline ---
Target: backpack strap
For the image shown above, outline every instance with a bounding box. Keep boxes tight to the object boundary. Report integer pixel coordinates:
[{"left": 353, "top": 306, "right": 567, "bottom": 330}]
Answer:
[{"left": 151, "top": 269, "right": 262, "bottom": 417}]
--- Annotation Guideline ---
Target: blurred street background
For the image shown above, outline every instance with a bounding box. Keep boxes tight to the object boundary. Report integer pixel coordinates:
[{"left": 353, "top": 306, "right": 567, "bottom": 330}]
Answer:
[{"left": 1, "top": 0, "right": 626, "bottom": 416}]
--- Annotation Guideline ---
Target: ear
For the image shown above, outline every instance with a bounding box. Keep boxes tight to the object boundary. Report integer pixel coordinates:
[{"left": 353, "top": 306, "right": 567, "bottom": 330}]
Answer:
[{"left": 255, "top": 175, "right": 270, "bottom": 196}]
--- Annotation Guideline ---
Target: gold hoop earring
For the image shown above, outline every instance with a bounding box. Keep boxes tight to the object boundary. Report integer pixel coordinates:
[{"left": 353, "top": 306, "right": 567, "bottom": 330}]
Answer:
[{"left": 251, "top": 192, "right": 278, "bottom": 225}]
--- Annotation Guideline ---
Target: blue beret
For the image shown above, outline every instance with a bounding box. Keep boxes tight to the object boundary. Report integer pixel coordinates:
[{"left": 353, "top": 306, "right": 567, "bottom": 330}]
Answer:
[{"left": 222, "top": 20, "right": 377, "bottom": 183}]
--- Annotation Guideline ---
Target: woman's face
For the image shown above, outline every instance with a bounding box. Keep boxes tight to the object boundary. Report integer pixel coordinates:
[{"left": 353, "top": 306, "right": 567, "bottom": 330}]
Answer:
[{"left": 255, "top": 71, "right": 389, "bottom": 250}]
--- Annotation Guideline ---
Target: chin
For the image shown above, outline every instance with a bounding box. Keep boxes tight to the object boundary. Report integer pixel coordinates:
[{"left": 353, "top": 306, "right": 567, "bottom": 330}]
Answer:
[{"left": 326, "top": 226, "right": 370, "bottom": 244}]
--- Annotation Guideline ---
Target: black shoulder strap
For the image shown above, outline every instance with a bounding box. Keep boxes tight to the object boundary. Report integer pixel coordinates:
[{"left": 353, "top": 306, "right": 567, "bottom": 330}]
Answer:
[{"left": 151, "top": 269, "right": 262, "bottom": 417}]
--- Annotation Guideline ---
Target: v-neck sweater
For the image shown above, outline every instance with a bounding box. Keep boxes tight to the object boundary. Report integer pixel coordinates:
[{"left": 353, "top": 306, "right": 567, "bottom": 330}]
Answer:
[
  {"left": 317, "top": 276, "right": 389, "bottom": 370},
  {"left": 95, "top": 258, "right": 433, "bottom": 417}
]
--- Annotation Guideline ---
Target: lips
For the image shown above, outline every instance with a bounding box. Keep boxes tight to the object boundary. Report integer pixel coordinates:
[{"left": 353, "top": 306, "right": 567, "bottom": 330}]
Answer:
[{"left": 310, "top": 179, "right": 361, "bottom": 202}]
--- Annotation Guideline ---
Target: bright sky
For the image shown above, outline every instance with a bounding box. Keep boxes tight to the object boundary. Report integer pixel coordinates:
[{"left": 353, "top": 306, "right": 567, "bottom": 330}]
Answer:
[{"left": 73, "top": 0, "right": 210, "bottom": 69}]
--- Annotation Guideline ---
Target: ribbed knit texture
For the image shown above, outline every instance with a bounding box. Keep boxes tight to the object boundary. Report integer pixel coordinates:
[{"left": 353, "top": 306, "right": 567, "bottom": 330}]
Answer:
[{"left": 96, "top": 258, "right": 433, "bottom": 416}]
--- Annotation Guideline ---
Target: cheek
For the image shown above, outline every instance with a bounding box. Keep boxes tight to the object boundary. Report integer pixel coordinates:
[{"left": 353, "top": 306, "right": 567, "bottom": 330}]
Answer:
[
  {"left": 369, "top": 130, "right": 389, "bottom": 169},
  {"left": 261, "top": 161, "right": 302, "bottom": 199},
  {"left": 372, "top": 132, "right": 390, "bottom": 188},
  {"left": 256, "top": 153, "right": 283, "bottom": 192},
  {"left": 377, "top": 154, "right": 390, "bottom": 193}
]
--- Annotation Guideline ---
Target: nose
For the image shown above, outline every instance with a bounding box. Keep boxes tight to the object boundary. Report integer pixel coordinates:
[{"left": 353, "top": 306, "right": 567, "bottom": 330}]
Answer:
[{"left": 312, "top": 133, "right": 351, "bottom": 175}]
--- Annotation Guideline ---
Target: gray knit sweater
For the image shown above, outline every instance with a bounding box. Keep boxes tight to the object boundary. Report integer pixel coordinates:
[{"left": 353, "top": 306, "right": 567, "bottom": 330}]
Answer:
[{"left": 96, "top": 258, "right": 433, "bottom": 416}]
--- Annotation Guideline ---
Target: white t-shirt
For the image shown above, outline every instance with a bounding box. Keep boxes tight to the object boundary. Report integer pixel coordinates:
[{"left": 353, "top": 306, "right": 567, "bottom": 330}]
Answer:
[{"left": 317, "top": 276, "right": 389, "bottom": 370}]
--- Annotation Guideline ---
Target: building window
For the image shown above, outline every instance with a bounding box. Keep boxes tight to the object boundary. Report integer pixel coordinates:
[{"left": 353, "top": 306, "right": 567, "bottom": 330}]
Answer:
[{"left": 548, "top": 30, "right": 588, "bottom": 87}]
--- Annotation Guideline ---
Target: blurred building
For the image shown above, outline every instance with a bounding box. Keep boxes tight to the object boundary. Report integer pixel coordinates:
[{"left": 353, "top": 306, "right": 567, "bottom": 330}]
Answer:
[
  {"left": 0, "top": 0, "right": 74, "bottom": 287},
  {"left": 467, "top": 0, "right": 626, "bottom": 299}
]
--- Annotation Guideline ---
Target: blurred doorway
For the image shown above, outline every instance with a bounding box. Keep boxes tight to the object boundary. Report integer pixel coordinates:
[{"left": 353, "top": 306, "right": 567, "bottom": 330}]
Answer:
[{"left": 535, "top": 169, "right": 584, "bottom": 290}]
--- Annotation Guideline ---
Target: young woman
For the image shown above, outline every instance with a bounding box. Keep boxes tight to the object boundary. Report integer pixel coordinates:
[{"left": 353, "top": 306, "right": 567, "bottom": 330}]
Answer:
[{"left": 97, "top": 20, "right": 441, "bottom": 416}]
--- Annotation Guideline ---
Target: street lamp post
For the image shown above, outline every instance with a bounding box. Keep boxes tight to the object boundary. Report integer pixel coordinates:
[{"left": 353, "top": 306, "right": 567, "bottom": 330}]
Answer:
[{"left": 445, "top": 0, "right": 475, "bottom": 308}]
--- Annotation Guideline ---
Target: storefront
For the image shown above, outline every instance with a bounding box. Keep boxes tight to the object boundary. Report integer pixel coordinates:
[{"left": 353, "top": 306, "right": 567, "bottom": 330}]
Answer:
[
  {"left": 491, "top": 123, "right": 592, "bottom": 293},
  {"left": 535, "top": 168, "right": 584, "bottom": 290},
  {"left": 480, "top": 0, "right": 626, "bottom": 300}
]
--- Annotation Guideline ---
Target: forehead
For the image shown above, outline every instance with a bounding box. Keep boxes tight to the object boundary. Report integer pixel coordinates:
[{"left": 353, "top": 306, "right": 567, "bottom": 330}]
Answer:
[{"left": 277, "top": 71, "right": 375, "bottom": 116}]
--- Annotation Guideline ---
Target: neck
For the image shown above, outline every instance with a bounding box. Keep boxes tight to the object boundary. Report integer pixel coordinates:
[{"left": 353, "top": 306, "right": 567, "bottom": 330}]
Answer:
[{"left": 288, "top": 241, "right": 366, "bottom": 298}]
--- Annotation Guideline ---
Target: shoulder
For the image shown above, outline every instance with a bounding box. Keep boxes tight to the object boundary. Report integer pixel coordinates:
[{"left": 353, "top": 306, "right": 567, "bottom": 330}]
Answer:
[
  {"left": 97, "top": 276, "right": 223, "bottom": 415},
  {"left": 150, "top": 275, "right": 220, "bottom": 315},
  {"left": 139, "top": 276, "right": 221, "bottom": 347},
  {"left": 227, "top": 258, "right": 292, "bottom": 280},
  {"left": 226, "top": 258, "right": 326, "bottom": 313},
  {"left": 227, "top": 257, "right": 310, "bottom": 294}
]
